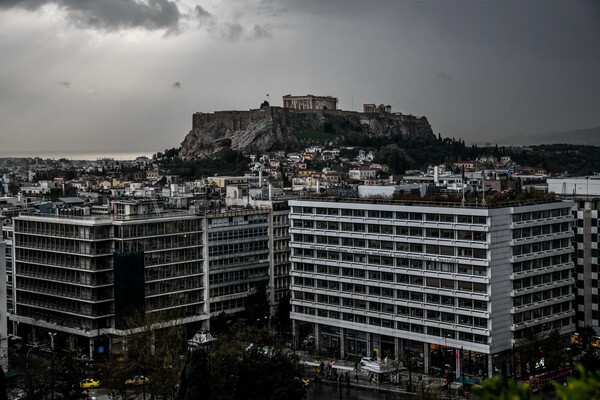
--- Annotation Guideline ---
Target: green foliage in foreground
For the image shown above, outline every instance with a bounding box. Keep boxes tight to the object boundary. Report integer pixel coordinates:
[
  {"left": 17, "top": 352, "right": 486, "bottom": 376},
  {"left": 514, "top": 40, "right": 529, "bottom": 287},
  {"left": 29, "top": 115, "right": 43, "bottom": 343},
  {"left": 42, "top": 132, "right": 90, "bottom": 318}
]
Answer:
[{"left": 471, "top": 366, "right": 600, "bottom": 400}]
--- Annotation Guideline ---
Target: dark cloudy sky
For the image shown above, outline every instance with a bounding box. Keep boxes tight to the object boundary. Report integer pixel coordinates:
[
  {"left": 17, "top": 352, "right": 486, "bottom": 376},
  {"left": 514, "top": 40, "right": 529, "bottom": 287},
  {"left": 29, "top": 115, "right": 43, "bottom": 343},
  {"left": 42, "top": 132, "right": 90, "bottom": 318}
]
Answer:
[{"left": 1, "top": 0, "right": 599, "bottom": 155}]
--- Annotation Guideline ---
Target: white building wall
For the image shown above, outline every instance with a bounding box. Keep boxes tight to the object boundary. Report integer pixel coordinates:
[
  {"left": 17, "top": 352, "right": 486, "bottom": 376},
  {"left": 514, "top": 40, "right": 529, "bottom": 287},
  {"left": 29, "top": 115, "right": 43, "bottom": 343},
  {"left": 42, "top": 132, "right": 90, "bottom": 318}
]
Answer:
[
  {"left": 488, "top": 209, "right": 513, "bottom": 354},
  {"left": 0, "top": 240, "right": 8, "bottom": 371}
]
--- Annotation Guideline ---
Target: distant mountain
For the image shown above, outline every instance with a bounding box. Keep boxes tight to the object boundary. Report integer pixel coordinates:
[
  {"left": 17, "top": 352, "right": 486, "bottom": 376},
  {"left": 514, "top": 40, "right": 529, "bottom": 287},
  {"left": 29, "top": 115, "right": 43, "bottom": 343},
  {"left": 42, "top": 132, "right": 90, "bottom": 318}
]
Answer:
[{"left": 491, "top": 127, "right": 600, "bottom": 146}]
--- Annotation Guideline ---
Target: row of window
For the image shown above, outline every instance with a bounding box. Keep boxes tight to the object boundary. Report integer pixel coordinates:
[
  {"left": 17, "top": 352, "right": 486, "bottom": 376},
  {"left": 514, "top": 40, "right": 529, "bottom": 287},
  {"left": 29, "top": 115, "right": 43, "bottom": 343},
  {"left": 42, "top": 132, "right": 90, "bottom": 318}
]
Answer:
[
  {"left": 146, "top": 291, "right": 203, "bottom": 310},
  {"left": 294, "top": 246, "right": 487, "bottom": 261},
  {"left": 146, "top": 276, "right": 203, "bottom": 295},
  {"left": 512, "top": 254, "right": 571, "bottom": 273},
  {"left": 15, "top": 248, "right": 113, "bottom": 270},
  {"left": 512, "top": 238, "right": 571, "bottom": 256},
  {"left": 512, "top": 222, "right": 571, "bottom": 239},
  {"left": 17, "top": 263, "right": 112, "bottom": 286},
  {"left": 209, "top": 267, "right": 269, "bottom": 285},
  {"left": 17, "top": 236, "right": 113, "bottom": 255},
  {"left": 117, "top": 233, "right": 202, "bottom": 253},
  {"left": 15, "top": 220, "right": 113, "bottom": 240},
  {"left": 146, "top": 247, "right": 203, "bottom": 266},
  {"left": 209, "top": 213, "right": 268, "bottom": 228},
  {"left": 116, "top": 219, "right": 202, "bottom": 238},
  {"left": 512, "top": 208, "right": 570, "bottom": 222},
  {"left": 513, "top": 286, "right": 572, "bottom": 306},
  {"left": 295, "top": 262, "right": 487, "bottom": 278},
  {"left": 294, "top": 306, "right": 489, "bottom": 344},
  {"left": 210, "top": 282, "right": 254, "bottom": 298},
  {"left": 146, "top": 262, "right": 203, "bottom": 281},
  {"left": 292, "top": 207, "right": 488, "bottom": 225},
  {"left": 209, "top": 226, "right": 268, "bottom": 242},
  {"left": 209, "top": 255, "right": 268, "bottom": 270},
  {"left": 17, "top": 277, "right": 112, "bottom": 301},
  {"left": 513, "top": 301, "right": 571, "bottom": 323},
  {"left": 209, "top": 240, "right": 269, "bottom": 256},
  {"left": 294, "top": 280, "right": 489, "bottom": 309},
  {"left": 512, "top": 270, "right": 572, "bottom": 290},
  {"left": 293, "top": 220, "right": 487, "bottom": 241},
  {"left": 210, "top": 297, "right": 245, "bottom": 313},
  {"left": 513, "top": 317, "right": 571, "bottom": 339},
  {"left": 300, "top": 293, "right": 488, "bottom": 326}
]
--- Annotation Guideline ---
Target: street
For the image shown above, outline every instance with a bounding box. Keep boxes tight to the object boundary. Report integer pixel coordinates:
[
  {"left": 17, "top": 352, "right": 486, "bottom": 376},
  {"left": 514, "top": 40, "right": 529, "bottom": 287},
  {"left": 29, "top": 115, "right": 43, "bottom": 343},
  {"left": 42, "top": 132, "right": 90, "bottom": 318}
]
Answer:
[{"left": 307, "top": 385, "right": 413, "bottom": 400}]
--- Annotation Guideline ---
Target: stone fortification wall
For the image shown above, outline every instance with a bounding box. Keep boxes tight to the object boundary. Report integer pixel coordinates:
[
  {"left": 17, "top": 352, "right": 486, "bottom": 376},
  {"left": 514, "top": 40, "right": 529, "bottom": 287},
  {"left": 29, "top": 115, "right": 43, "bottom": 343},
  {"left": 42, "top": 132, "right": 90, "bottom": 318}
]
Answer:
[
  {"left": 182, "top": 106, "right": 434, "bottom": 159},
  {"left": 192, "top": 108, "right": 272, "bottom": 131}
]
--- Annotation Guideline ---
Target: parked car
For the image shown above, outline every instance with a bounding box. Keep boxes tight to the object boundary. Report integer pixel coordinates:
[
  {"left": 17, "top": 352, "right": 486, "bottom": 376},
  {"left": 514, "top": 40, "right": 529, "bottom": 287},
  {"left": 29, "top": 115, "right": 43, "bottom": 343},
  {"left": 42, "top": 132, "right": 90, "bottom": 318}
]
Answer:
[
  {"left": 80, "top": 378, "right": 100, "bottom": 389},
  {"left": 125, "top": 375, "right": 149, "bottom": 386},
  {"left": 360, "top": 357, "right": 377, "bottom": 366}
]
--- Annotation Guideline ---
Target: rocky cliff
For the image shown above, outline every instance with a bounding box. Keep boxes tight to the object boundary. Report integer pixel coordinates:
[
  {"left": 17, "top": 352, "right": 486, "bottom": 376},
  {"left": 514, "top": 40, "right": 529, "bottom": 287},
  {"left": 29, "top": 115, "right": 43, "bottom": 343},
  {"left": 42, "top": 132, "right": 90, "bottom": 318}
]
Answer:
[{"left": 180, "top": 106, "right": 434, "bottom": 159}]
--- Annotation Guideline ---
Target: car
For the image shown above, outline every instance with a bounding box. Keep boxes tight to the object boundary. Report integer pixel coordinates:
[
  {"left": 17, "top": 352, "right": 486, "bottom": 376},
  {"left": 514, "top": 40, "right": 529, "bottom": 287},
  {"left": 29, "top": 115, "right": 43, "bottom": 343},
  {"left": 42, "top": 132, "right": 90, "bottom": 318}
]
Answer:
[
  {"left": 80, "top": 378, "right": 100, "bottom": 389},
  {"left": 360, "top": 357, "right": 377, "bottom": 366},
  {"left": 125, "top": 375, "right": 149, "bottom": 386}
]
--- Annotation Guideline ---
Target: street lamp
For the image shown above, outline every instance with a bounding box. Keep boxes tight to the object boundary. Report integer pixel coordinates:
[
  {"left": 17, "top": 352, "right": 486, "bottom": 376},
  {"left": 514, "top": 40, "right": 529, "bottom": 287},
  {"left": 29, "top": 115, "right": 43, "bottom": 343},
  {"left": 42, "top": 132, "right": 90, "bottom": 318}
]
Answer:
[
  {"left": 48, "top": 332, "right": 56, "bottom": 351},
  {"left": 26, "top": 344, "right": 39, "bottom": 370}
]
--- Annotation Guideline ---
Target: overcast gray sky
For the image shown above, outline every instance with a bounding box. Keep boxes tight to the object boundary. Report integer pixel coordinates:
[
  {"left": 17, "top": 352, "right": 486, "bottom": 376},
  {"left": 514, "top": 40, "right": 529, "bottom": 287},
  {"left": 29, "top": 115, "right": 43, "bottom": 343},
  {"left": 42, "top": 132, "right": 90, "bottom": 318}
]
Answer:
[{"left": 1, "top": 0, "right": 599, "bottom": 155}]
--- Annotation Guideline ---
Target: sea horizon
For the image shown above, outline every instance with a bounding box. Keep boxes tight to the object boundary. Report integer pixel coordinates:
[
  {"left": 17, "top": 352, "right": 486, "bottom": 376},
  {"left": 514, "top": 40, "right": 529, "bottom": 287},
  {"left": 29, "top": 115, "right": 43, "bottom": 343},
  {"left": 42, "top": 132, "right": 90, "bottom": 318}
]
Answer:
[{"left": 0, "top": 150, "right": 156, "bottom": 161}]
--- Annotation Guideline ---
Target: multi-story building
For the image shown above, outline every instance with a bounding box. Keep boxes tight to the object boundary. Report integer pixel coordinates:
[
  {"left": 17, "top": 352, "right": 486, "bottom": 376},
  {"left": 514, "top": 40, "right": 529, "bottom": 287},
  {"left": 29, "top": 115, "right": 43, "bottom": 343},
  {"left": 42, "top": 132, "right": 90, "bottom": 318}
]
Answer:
[
  {"left": 549, "top": 176, "right": 600, "bottom": 333},
  {"left": 206, "top": 207, "right": 271, "bottom": 315},
  {"left": 0, "top": 238, "right": 8, "bottom": 371},
  {"left": 11, "top": 199, "right": 207, "bottom": 357},
  {"left": 8, "top": 197, "right": 287, "bottom": 359},
  {"left": 224, "top": 185, "right": 294, "bottom": 305},
  {"left": 289, "top": 195, "right": 575, "bottom": 378}
]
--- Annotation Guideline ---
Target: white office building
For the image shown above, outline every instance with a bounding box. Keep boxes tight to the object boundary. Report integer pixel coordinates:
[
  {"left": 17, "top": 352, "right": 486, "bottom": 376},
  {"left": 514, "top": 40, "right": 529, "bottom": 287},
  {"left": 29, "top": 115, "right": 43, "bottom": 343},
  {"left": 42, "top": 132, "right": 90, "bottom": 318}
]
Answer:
[
  {"left": 549, "top": 176, "right": 600, "bottom": 333},
  {"left": 289, "top": 196, "right": 576, "bottom": 378}
]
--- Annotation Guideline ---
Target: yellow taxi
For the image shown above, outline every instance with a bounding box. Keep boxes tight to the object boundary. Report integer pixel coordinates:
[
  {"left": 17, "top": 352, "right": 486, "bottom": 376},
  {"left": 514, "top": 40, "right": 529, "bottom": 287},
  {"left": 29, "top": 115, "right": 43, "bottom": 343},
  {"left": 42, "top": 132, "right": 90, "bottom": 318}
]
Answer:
[{"left": 80, "top": 378, "right": 100, "bottom": 388}]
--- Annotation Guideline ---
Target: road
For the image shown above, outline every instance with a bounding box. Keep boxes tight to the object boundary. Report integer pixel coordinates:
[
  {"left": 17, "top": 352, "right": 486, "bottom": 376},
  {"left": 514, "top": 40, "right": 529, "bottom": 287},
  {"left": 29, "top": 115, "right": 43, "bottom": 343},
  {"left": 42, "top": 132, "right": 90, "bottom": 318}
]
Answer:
[{"left": 306, "top": 384, "right": 414, "bottom": 400}]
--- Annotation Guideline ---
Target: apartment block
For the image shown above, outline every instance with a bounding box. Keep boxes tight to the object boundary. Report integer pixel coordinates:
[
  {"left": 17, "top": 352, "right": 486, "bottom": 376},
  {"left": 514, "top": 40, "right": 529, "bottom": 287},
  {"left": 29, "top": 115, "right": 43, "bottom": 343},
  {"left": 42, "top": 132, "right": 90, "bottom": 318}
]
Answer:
[
  {"left": 11, "top": 199, "right": 206, "bottom": 356},
  {"left": 549, "top": 176, "right": 600, "bottom": 333},
  {"left": 289, "top": 197, "right": 575, "bottom": 378},
  {"left": 206, "top": 207, "right": 271, "bottom": 315}
]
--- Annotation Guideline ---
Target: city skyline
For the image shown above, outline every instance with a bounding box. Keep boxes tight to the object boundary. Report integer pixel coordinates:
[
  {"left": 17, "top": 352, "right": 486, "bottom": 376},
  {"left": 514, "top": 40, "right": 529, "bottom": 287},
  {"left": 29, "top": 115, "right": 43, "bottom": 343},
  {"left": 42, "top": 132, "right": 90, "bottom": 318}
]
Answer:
[{"left": 1, "top": 0, "right": 599, "bottom": 155}]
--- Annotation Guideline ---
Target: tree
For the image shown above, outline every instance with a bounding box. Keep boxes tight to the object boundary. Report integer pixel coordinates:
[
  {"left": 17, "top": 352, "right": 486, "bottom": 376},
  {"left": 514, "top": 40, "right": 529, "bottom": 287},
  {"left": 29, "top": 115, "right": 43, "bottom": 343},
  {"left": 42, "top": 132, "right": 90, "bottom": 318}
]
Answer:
[
  {"left": 272, "top": 295, "right": 292, "bottom": 338},
  {"left": 471, "top": 366, "right": 600, "bottom": 400},
  {"left": 97, "top": 310, "right": 187, "bottom": 400},
  {"left": 244, "top": 283, "right": 270, "bottom": 327},
  {"left": 177, "top": 325, "right": 306, "bottom": 400}
]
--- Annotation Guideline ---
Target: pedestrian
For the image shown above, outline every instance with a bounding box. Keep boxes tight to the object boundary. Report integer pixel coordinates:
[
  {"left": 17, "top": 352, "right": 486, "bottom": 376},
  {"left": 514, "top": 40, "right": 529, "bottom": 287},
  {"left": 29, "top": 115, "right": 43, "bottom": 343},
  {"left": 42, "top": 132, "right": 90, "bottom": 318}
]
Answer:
[{"left": 355, "top": 372, "right": 359, "bottom": 383}]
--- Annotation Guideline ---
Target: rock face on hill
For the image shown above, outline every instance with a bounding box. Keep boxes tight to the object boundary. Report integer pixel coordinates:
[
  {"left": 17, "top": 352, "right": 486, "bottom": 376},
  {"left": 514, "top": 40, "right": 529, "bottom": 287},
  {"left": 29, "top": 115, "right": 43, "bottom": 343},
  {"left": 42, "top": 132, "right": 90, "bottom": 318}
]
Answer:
[{"left": 180, "top": 106, "right": 434, "bottom": 159}]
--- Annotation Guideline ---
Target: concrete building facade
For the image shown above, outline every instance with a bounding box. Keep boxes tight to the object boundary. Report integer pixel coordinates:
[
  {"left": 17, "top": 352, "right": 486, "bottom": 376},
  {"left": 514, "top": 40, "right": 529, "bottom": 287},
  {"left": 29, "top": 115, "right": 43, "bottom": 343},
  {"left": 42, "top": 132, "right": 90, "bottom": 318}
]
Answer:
[
  {"left": 7, "top": 198, "right": 282, "bottom": 359},
  {"left": 289, "top": 197, "right": 575, "bottom": 378},
  {"left": 549, "top": 176, "right": 600, "bottom": 333}
]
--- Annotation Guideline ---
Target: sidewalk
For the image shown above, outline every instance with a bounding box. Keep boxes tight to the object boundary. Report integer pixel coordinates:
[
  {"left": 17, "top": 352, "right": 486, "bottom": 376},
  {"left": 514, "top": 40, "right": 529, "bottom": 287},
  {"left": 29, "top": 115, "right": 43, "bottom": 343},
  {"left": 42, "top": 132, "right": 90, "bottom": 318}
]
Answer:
[{"left": 297, "top": 351, "right": 448, "bottom": 396}]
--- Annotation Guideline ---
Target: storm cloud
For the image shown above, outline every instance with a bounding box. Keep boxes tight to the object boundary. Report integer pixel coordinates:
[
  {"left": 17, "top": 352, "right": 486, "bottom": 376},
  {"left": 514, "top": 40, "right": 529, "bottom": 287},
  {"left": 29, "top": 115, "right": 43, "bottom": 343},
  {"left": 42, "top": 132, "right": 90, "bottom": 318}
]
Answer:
[
  {"left": 0, "top": 0, "right": 598, "bottom": 155},
  {"left": 1, "top": 0, "right": 181, "bottom": 32}
]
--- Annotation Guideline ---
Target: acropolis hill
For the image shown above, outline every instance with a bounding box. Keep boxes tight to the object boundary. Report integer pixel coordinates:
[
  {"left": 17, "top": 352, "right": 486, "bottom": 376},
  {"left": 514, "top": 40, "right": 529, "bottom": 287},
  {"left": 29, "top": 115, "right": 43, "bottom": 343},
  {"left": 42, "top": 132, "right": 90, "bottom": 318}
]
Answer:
[{"left": 180, "top": 95, "right": 434, "bottom": 159}]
